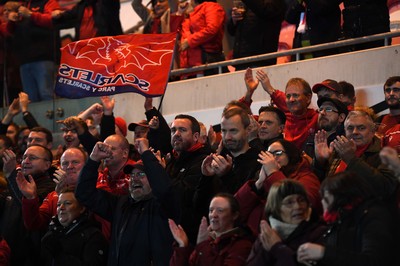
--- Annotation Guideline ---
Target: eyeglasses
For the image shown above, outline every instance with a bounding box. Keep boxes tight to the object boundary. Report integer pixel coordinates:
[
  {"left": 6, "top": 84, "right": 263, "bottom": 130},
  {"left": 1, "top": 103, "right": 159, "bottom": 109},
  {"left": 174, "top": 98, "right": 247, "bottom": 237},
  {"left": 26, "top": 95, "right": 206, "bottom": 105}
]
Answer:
[
  {"left": 317, "top": 107, "right": 339, "bottom": 113},
  {"left": 384, "top": 87, "right": 400, "bottom": 94},
  {"left": 281, "top": 196, "right": 308, "bottom": 208},
  {"left": 22, "top": 155, "right": 50, "bottom": 162},
  {"left": 128, "top": 172, "right": 146, "bottom": 178},
  {"left": 269, "top": 150, "right": 286, "bottom": 157}
]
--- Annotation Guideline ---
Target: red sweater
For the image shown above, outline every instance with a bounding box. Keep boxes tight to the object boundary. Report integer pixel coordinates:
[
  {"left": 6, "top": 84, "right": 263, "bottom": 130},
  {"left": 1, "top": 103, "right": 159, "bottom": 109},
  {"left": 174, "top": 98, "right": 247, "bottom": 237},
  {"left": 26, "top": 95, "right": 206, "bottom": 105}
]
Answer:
[
  {"left": 271, "top": 90, "right": 318, "bottom": 149},
  {"left": 235, "top": 157, "right": 321, "bottom": 236},
  {"left": 170, "top": 228, "right": 253, "bottom": 266}
]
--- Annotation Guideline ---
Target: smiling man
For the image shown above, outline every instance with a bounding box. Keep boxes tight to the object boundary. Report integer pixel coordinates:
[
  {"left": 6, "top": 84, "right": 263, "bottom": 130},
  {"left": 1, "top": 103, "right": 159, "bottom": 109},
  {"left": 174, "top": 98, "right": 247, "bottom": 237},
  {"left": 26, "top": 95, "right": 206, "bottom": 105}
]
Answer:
[
  {"left": 76, "top": 138, "right": 180, "bottom": 265},
  {"left": 124, "top": 162, "right": 152, "bottom": 201},
  {"left": 313, "top": 110, "right": 398, "bottom": 200},
  {"left": 255, "top": 69, "right": 318, "bottom": 149},
  {"left": 61, "top": 127, "right": 80, "bottom": 149}
]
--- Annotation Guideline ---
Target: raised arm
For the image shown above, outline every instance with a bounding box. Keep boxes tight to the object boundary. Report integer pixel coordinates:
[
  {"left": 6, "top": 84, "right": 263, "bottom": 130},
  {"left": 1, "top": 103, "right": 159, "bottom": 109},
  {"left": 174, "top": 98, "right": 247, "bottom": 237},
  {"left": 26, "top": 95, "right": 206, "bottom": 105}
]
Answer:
[
  {"left": 19, "top": 92, "right": 40, "bottom": 128},
  {"left": 75, "top": 142, "right": 118, "bottom": 221}
]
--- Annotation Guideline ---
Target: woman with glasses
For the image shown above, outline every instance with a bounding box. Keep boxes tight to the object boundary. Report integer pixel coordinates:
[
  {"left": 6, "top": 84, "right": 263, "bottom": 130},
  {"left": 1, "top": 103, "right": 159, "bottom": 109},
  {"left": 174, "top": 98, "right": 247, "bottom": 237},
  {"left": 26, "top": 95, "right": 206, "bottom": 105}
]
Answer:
[
  {"left": 246, "top": 179, "right": 326, "bottom": 266},
  {"left": 297, "top": 172, "right": 398, "bottom": 266},
  {"left": 235, "top": 139, "right": 321, "bottom": 236}
]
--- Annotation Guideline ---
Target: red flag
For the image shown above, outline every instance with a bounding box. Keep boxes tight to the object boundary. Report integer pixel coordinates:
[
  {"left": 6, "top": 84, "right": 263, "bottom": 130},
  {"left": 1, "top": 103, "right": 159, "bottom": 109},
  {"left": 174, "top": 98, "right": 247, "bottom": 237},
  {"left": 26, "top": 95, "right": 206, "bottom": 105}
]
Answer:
[{"left": 55, "top": 33, "right": 177, "bottom": 99}]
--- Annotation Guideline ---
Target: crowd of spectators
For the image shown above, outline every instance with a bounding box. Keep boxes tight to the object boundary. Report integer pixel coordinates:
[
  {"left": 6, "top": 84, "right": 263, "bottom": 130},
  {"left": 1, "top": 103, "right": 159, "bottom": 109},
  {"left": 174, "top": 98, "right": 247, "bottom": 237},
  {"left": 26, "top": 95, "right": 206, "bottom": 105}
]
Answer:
[
  {"left": 0, "top": 69, "right": 399, "bottom": 265},
  {"left": 0, "top": 0, "right": 398, "bottom": 265}
]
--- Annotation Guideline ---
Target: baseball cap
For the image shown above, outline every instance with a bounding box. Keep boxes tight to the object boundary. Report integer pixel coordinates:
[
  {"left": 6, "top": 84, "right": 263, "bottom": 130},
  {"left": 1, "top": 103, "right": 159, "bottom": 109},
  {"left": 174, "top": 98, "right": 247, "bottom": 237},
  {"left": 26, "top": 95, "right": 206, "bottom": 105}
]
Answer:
[
  {"left": 128, "top": 120, "right": 149, "bottom": 131},
  {"left": 123, "top": 160, "right": 145, "bottom": 174},
  {"left": 312, "top": 79, "right": 343, "bottom": 94}
]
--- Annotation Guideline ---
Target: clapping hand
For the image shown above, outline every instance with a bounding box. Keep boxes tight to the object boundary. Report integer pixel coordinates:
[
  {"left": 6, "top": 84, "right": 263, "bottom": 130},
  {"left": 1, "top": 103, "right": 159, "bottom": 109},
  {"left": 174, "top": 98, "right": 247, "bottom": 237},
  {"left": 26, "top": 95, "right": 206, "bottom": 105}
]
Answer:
[
  {"left": 259, "top": 220, "right": 281, "bottom": 251},
  {"left": 168, "top": 219, "right": 189, "bottom": 247}
]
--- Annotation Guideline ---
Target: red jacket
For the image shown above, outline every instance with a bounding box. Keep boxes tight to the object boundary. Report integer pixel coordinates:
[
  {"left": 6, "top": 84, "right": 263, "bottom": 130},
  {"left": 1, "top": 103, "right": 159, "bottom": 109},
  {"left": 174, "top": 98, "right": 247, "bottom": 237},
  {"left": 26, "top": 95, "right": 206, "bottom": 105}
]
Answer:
[
  {"left": 271, "top": 90, "right": 318, "bottom": 149},
  {"left": 179, "top": 1, "right": 225, "bottom": 68},
  {"left": 96, "top": 164, "right": 133, "bottom": 195},
  {"left": 235, "top": 157, "right": 321, "bottom": 236},
  {"left": 0, "top": 238, "right": 10, "bottom": 266},
  {"left": 29, "top": 0, "right": 60, "bottom": 27},
  {"left": 170, "top": 228, "right": 253, "bottom": 266}
]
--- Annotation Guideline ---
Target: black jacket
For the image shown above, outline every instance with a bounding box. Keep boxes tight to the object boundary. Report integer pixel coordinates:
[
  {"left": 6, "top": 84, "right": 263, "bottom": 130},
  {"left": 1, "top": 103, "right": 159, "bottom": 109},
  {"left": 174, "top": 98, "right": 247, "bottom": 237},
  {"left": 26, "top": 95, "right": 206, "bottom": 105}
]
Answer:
[
  {"left": 247, "top": 219, "right": 327, "bottom": 266},
  {"left": 41, "top": 214, "right": 108, "bottom": 266},
  {"left": 0, "top": 171, "right": 55, "bottom": 265},
  {"left": 219, "top": 147, "right": 262, "bottom": 194},
  {"left": 286, "top": 0, "right": 341, "bottom": 58},
  {"left": 227, "top": 0, "right": 286, "bottom": 69},
  {"left": 339, "top": 0, "right": 390, "bottom": 38},
  {"left": 321, "top": 199, "right": 399, "bottom": 266},
  {"left": 76, "top": 150, "right": 180, "bottom": 266},
  {"left": 145, "top": 107, "right": 173, "bottom": 156},
  {"left": 166, "top": 145, "right": 212, "bottom": 245}
]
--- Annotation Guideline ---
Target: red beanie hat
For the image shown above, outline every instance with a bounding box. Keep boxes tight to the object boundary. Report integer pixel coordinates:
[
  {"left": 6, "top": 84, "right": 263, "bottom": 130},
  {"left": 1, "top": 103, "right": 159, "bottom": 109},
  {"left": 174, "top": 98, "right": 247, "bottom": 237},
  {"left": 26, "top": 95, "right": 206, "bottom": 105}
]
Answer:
[{"left": 115, "top": 117, "right": 127, "bottom": 137}]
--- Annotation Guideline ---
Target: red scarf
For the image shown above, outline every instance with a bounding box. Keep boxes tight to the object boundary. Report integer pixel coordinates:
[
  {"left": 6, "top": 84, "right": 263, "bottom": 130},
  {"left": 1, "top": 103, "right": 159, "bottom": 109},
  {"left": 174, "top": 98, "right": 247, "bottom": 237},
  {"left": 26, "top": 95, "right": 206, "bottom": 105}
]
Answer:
[
  {"left": 172, "top": 143, "right": 204, "bottom": 158},
  {"left": 323, "top": 199, "right": 362, "bottom": 224},
  {"left": 335, "top": 143, "right": 369, "bottom": 174}
]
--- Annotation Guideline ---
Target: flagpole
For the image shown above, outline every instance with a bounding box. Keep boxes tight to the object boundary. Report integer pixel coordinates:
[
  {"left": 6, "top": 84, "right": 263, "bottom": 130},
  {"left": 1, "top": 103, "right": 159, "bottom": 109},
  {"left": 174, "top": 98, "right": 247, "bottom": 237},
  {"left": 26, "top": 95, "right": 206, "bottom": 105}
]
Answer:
[{"left": 157, "top": 93, "right": 165, "bottom": 112}]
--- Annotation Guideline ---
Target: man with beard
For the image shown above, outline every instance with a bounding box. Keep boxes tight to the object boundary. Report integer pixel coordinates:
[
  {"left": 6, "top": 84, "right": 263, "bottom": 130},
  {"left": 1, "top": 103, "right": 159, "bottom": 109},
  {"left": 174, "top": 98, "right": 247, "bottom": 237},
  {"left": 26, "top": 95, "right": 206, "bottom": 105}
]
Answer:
[
  {"left": 76, "top": 138, "right": 179, "bottom": 266},
  {"left": 166, "top": 114, "right": 211, "bottom": 245},
  {"left": 248, "top": 68, "right": 318, "bottom": 149},
  {"left": 1, "top": 145, "right": 55, "bottom": 265},
  {"left": 202, "top": 107, "right": 261, "bottom": 194},
  {"left": 303, "top": 97, "right": 348, "bottom": 159},
  {"left": 377, "top": 76, "right": 400, "bottom": 136}
]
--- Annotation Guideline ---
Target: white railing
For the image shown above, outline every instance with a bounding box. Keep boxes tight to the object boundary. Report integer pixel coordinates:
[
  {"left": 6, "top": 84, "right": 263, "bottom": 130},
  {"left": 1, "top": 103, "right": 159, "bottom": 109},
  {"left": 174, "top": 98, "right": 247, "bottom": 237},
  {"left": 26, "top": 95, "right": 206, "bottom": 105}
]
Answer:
[{"left": 170, "top": 31, "right": 400, "bottom": 76}]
